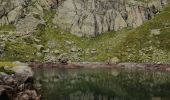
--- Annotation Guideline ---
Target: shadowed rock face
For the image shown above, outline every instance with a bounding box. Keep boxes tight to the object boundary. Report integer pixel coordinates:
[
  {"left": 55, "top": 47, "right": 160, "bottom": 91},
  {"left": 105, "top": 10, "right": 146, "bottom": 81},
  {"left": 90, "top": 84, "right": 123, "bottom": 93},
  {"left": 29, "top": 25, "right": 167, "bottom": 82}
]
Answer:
[
  {"left": 53, "top": 0, "right": 168, "bottom": 36},
  {"left": 0, "top": 0, "right": 168, "bottom": 36}
]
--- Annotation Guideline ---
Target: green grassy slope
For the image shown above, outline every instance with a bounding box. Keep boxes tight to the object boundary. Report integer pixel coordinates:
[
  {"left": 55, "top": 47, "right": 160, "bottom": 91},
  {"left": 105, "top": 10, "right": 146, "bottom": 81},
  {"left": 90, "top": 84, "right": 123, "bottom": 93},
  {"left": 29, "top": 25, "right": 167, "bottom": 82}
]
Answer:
[
  {"left": 0, "top": 25, "right": 39, "bottom": 61},
  {"left": 114, "top": 4, "right": 170, "bottom": 63},
  {"left": 0, "top": 4, "right": 170, "bottom": 63}
]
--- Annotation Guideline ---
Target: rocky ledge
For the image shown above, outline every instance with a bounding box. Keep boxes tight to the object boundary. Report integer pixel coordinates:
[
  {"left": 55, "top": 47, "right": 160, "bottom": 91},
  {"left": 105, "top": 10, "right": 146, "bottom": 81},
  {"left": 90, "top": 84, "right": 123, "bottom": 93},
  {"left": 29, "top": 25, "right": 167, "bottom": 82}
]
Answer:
[{"left": 0, "top": 62, "right": 40, "bottom": 100}]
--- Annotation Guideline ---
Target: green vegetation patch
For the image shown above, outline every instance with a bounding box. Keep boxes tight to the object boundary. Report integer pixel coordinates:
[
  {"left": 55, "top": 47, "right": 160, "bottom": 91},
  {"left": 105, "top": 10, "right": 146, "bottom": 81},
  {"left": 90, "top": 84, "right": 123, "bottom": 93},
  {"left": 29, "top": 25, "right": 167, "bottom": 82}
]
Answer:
[
  {"left": 0, "top": 62, "right": 16, "bottom": 67},
  {"left": 114, "top": 4, "right": 170, "bottom": 63},
  {"left": 2, "top": 42, "right": 37, "bottom": 61},
  {"left": 0, "top": 25, "right": 16, "bottom": 31}
]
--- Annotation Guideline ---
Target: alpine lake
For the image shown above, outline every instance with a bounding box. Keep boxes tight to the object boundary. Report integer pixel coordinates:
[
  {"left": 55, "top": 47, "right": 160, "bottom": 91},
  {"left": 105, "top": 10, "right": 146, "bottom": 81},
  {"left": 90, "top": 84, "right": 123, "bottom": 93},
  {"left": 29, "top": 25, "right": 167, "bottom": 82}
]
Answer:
[{"left": 34, "top": 68, "right": 170, "bottom": 100}]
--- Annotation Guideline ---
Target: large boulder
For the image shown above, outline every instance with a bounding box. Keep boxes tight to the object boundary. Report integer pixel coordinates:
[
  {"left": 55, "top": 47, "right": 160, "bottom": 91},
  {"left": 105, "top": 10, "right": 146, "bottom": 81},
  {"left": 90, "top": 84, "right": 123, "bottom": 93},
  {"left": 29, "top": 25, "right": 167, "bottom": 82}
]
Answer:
[
  {"left": 7, "top": 6, "right": 23, "bottom": 24},
  {"left": 10, "top": 62, "right": 34, "bottom": 82},
  {"left": 15, "top": 14, "right": 45, "bottom": 34},
  {"left": 0, "top": 62, "right": 40, "bottom": 100}
]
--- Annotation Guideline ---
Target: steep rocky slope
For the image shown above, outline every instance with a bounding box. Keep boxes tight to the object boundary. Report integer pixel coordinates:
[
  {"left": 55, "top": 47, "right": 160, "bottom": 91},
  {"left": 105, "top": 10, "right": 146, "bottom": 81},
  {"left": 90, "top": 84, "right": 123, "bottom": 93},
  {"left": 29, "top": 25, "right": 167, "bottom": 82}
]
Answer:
[
  {"left": 0, "top": 0, "right": 168, "bottom": 36},
  {"left": 0, "top": 0, "right": 54, "bottom": 33},
  {"left": 53, "top": 0, "right": 168, "bottom": 36}
]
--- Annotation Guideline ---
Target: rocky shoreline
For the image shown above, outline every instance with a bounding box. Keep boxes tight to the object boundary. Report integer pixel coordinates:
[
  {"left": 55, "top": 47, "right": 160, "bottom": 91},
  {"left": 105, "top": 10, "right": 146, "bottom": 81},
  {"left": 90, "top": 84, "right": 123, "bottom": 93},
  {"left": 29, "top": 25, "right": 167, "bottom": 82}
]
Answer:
[
  {"left": 29, "top": 62, "right": 170, "bottom": 72},
  {"left": 0, "top": 62, "right": 40, "bottom": 100},
  {"left": 1, "top": 61, "right": 170, "bottom": 100}
]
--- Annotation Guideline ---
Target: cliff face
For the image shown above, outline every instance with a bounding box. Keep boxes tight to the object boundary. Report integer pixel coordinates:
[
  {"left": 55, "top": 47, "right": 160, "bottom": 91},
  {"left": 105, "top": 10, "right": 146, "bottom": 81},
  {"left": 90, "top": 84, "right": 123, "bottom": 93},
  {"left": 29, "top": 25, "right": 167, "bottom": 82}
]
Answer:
[
  {"left": 53, "top": 0, "right": 168, "bottom": 36},
  {"left": 0, "top": 0, "right": 57, "bottom": 33},
  {"left": 0, "top": 0, "right": 168, "bottom": 36}
]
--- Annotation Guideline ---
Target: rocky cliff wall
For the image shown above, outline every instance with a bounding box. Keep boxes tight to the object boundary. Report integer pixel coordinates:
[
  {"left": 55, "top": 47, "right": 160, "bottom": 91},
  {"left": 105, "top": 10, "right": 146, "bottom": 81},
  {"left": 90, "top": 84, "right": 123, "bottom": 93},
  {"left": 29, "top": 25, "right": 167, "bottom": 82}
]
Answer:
[
  {"left": 0, "top": 0, "right": 59, "bottom": 33},
  {"left": 53, "top": 0, "right": 168, "bottom": 36},
  {"left": 0, "top": 0, "right": 168, "bottom": 36}
]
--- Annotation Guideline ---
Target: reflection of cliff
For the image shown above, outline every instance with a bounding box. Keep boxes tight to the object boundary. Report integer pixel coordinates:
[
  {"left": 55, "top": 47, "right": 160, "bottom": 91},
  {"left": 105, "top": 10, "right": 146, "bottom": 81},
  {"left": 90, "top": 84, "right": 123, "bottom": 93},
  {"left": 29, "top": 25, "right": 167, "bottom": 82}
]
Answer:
[{"left": 0, "top": 0, "right": 168, "bottom": 36}]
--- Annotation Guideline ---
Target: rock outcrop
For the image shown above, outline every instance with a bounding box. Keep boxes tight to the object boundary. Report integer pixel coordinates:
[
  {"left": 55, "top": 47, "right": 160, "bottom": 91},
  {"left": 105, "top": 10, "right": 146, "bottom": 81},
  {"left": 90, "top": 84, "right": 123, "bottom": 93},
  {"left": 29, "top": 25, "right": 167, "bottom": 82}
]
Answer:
[
  {"left": 0, "top": 62, "right": 40, "bottom": 100},
  {"left": 0, "top": 0, "right": 49, "bottom": 33},
  {"left": 53, "top": 0, "right": 168, "bottom": 36},
  {"left": 0, "top": 0, "right": 168, "bottom": 36}
]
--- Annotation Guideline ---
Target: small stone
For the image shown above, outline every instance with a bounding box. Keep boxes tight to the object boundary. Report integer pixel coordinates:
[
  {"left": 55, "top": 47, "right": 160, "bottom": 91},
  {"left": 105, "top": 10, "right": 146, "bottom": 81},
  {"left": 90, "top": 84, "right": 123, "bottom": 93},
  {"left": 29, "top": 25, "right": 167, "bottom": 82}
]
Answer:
[
  {"left": 60, "top": 31, "right": 64, "bottom": 35},
  {"left": 163, "top": 22, "right": 170, "bottom": 27},
  {"left": 53, "top": 50, "right": 60, "bottom": 54},
  {"left": 91, "top": 49, "right": 97, "bottom": 51},
  {"left": 58, "top": 54, "right": 69, "bottom": 64},
  {"left": 65, "top": 41, "right": 74, "bottom": 45},
  {"left": 36, "top": 45, "right": 44, "bottom": 51},
  {"left": 90, "top": 49, "right": 97, "bottom": 54},
  {"left": 77, "top": 53, "right": 83, "bottom": 57},
  {"left": 0, "top": 35, "right": 5, "bottom": 38},
  {"left": 34, "top": 38, "right": 41, "bottom": 42},
  {"left": 70, "top": 47, "right": 77, "bottom": 52},
  {"left": 42, "top": 49, "right": 50, "bottom": 53},
  {"left": 2, "top": 37, "right": 7, "bottom": 41},
  {"left": 36, "top": 52, "right": 43, "bottom": 57},
  {"left": 150, "top": 29, "right": 161, "bottom": 36},
  {"left": 107, "top": 57, "right": 120, "bottom": 64}
]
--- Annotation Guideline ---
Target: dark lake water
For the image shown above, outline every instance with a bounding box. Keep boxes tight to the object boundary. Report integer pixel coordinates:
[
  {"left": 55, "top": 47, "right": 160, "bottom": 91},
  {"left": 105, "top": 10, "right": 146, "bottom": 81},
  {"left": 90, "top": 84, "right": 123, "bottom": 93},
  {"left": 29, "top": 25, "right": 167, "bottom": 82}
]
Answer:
[{"left": 34, "top": 68, "right": 170, "bottom": 100}]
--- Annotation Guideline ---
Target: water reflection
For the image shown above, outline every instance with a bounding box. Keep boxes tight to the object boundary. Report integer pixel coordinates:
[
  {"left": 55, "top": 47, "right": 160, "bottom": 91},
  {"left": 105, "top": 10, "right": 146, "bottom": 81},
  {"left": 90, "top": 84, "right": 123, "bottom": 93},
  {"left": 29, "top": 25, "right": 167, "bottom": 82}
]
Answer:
[{"left": 34, "top": 68, "right": 170, "bottom": 100}]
